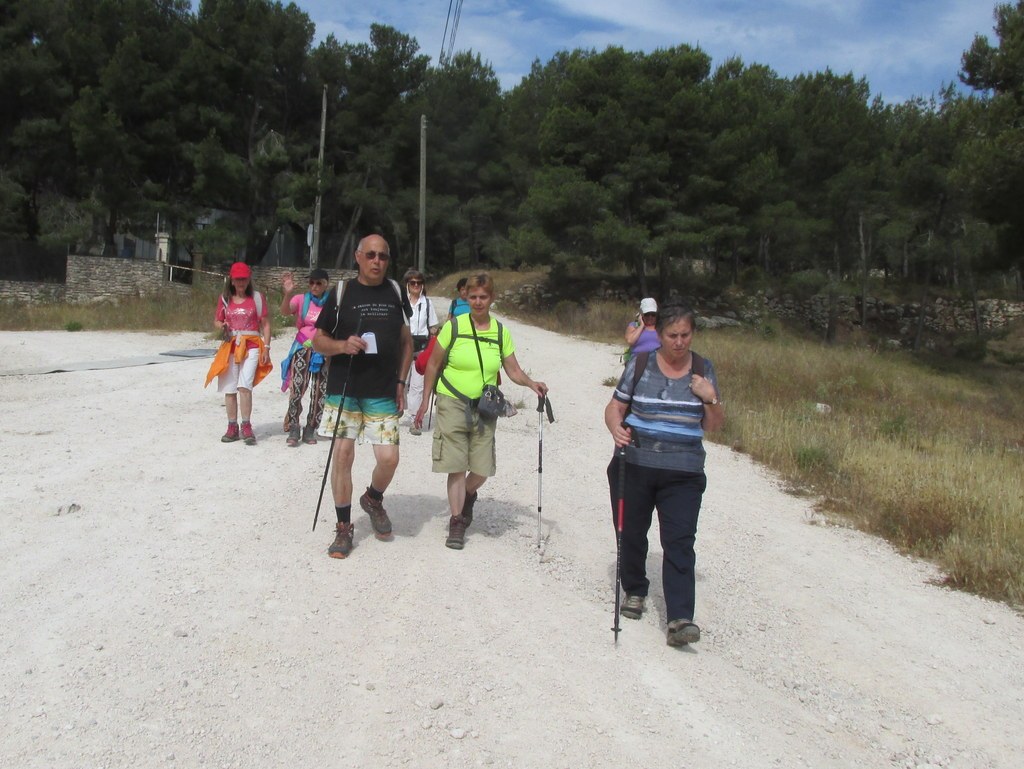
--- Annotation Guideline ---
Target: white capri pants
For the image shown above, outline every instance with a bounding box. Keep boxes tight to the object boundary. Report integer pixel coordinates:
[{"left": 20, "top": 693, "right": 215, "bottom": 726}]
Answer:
[{"left": 217, "top": 347, "right": 260, "bottom": 394}]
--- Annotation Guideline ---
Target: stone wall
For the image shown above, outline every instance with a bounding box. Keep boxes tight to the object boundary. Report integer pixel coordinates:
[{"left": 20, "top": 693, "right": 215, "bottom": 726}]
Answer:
[
  {"left": 65, "top": 255, "right": 190, "bottom": 303},
  {"left": 500, "top": 281, "right": 1024, "bottom": 340},
  {"left": 0, "top": 280, "right": 65, "bottom": 303},
  {"left": 0, "top": 257, "right": 357, "bottom": 305},
  {"left": 754, "top": 293, "right": 1024, "bottom": 335}
]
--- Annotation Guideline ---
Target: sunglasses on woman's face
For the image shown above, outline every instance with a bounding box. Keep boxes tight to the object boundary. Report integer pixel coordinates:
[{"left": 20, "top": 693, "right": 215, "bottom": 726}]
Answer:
[{"left": 407, "top": 280, "right": 423, "bottom": 286}]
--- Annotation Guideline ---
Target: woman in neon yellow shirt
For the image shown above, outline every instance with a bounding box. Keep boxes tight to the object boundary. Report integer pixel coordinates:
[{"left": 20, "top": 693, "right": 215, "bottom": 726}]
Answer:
[{"left": 414, "top": 273, "right": 548, "bottom": 550}]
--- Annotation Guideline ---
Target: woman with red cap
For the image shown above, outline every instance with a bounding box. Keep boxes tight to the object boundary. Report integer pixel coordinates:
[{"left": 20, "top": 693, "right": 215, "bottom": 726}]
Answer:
[{"left": 205, "top": 262, "right": 272, "bottom": 445}]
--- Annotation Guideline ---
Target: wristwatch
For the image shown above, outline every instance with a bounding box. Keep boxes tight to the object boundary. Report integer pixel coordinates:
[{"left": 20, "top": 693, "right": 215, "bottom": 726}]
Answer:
[{"left": 704, "top": 396, "right": 720, "bottom": 406}]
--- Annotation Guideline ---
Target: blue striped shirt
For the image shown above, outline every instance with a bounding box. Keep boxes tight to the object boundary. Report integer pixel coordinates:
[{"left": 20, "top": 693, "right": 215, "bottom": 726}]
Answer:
[{"left": 613, "top": 352, "right": 719, "bottom": 472}]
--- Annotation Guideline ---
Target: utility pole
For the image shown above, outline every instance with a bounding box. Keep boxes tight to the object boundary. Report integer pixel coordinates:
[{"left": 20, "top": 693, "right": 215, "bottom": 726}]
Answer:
[
  {"left": 418, "top": 113, "right": 427, "bottom": 273},
  {"left": 311, "top": 84, "right": 327, "bottom": 270}
]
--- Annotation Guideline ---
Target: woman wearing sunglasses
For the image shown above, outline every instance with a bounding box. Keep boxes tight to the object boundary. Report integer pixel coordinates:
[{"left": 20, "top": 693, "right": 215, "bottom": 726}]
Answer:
[
  {"left": 402, "top": 268, "right": 439, "bottom": 435},
  {"left": 279, "top": 268, "right": 332, "bottom": 446}
]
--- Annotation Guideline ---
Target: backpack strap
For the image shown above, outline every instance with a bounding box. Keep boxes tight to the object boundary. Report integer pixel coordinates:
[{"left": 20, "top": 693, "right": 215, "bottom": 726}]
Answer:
[
  {"left": 436, "top": 315, "right": 462, "bottom": 397},
  {"left": 301, "top": 291, "right": 312, "bottom": 323},
  {"left": 389, "top": 278, "right": 412, "bottom": 319},
  {"left": 630, "top": 351, "right": 650, "bottom": 395},
  {"left": 630, "top": 350, "right": 706, "bottom": 397},
  {"left": 221, "top": 293, "right": 265, "bottom": 321},
  {"left": 330, "top": 280, "right": 347, "bottom": 338},
  {"left": 690, "top": 351, "right": 705, "bottom": 378}
]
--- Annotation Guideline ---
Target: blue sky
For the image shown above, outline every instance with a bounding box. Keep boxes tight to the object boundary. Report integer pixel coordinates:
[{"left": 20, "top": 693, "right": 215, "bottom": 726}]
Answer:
[{"left": 298, "top": 0, "right": 1000, "bottom": 103}]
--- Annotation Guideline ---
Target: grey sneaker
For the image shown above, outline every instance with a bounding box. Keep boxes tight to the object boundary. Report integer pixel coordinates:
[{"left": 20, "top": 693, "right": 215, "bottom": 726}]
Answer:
[
  {"left": 666, "top": 619, "right": 701, "bottom": 647},
  {"left": 462, "top": 491, "right": 478, "bottom": 528},
  {"left": 287, "top": 426, "right": 300, "bottom": 447},
  {"left": 328, "top": 522, "right": 354, "bottom": 559},
  {"left": 409, "top": 425, "right": 422, "bottom": 436},
  {"left": 446, "top": 515, "right": 467, "bottom": 550},
  {"left": 359, "top": 491, "right": 393, "bottom": 540},
  {"left": 621, "top": 594, "right": 645, "bottom": 620},
  {"left": 301, "top": 425, "right": 318, "bottom": 445}
]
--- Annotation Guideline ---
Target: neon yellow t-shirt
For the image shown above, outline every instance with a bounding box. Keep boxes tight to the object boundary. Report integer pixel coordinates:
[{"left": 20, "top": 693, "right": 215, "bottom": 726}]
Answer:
[{"left": 435, "top": 315, "right": 515, "bottom": 400}]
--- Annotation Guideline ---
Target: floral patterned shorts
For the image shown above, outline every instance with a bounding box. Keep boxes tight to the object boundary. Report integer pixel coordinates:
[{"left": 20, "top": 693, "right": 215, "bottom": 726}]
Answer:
[{"left": 318, "top": 396, "right": 400, "bottom": 445}]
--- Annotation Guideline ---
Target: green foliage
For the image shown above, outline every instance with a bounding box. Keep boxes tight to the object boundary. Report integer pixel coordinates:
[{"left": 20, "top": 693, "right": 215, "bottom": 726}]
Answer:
[
  {"left": 879, "top": 413, "right": 910, "bottom": 440},
  {"left": 64, "top": 320, "right": 83, "bottom": 332},
  {"left": 784, "top": 269, "right": 829, "bottom": 299},
  {"left": 952, "top": 334, "right": 988, "bottom": 361},
  {"left": 0, "top": 0, "right": 1022, "bottom": 304},
  {"left": 794, "top": 444, "right": 832, "bottom": 473}
]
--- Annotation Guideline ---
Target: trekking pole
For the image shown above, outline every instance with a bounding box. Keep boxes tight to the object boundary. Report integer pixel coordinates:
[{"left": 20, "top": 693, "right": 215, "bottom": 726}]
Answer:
[
  {"left": 613, "top": 444, "right": 627, "bottom": 643},
  {"left": 312, "top": 319, "right": 362, "bottom": 531},
  {"left": 426, "top": 390, "right": 435, "bottom": 430},
  {"left": 536, "top": 394, "right": 555, "bottom": 551}
]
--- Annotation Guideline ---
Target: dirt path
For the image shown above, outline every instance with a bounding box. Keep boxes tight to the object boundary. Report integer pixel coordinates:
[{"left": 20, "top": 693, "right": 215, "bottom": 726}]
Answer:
[{"left": 1, "top": 326, "right": 1021, "bottom": 768}]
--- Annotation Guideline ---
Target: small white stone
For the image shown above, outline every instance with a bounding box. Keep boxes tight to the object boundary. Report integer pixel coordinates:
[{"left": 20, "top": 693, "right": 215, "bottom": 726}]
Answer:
[
  {"left": 449, "top": 727, "right": 466, "bottom": 740},
  {"left": 430, "top": 698, "right": 444, "bottom": 710}
]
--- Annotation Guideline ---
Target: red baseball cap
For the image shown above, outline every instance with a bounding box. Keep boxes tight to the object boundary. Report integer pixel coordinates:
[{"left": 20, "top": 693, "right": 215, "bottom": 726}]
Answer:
[{"left": 229, "top": 262, "right": 251, "bottom": 279}]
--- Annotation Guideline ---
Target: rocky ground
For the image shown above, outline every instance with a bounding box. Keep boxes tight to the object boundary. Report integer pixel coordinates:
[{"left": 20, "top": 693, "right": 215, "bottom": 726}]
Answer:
[{"left": 0, "top": 325, "right": 1021, "bottom": 769}]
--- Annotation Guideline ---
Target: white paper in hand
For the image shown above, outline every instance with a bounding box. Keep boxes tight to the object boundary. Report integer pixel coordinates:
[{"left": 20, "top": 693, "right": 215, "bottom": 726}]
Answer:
[{"left": 361, "top": 331, "right": 378, "bottom": 354}]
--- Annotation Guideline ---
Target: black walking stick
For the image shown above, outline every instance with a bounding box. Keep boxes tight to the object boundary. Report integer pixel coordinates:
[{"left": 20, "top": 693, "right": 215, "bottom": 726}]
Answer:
[
  {"left": 612, "top": 444, "right": 627, "bottom": 643},
  {"left": 312, "top": 319, "right": 362, "bottom": 531},
  {"left": 535, "top": 394, "right": 555, "bottom": 551}
]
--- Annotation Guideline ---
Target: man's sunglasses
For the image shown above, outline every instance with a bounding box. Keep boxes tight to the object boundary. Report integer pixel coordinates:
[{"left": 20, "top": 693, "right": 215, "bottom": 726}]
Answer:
[{"left": 360, "top": 250, "right": 390, "bottom": 261}]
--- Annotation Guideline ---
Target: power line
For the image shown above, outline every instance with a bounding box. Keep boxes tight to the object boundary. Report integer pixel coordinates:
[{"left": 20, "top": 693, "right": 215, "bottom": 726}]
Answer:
[{"left": 438, "top": 0, "right": 465, "bottom": 67}]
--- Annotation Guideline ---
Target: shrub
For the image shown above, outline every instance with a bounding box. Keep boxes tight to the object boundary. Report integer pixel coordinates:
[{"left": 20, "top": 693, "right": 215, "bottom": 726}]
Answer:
[
  {"left": 952, "top": 335, "right": 987, "bottom": 362},
  {"left": 65, "top": 320, "right": 83, "bottom": 332},
  {"left": 784, "top": 269, "right": 828, "bottom": 299}
]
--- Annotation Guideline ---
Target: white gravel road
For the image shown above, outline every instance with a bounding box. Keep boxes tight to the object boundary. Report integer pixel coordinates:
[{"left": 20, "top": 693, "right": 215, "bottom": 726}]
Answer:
[{"left": 0, "top": 324, "right": 1021, "bottom": 769}]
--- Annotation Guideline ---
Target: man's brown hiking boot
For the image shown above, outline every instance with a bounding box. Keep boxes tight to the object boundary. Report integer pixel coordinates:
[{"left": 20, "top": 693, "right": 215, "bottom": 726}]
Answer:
[
  {"left": 359, "top": 491, "right": 393, "bottom": 540},
  {"left": 446, "top": 515, "right": 467, "bottom": 550},
  {"left": 328, "top": 522, "right": 354, "bottom": 559},
  {"left": 462, "top": 491, "right": 478, "bottom": 528}
]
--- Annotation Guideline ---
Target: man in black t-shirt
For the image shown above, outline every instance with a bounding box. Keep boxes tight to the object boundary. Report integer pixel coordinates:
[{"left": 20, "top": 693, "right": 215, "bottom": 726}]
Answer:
[{"left": 313, "top": 234, "right": 413, "bottom": 559}]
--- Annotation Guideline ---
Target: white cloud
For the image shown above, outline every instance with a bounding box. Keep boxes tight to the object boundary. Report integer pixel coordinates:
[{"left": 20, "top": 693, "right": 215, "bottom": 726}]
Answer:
[{"left": 299, "top": 0, "right": 999, "bottom": 100}]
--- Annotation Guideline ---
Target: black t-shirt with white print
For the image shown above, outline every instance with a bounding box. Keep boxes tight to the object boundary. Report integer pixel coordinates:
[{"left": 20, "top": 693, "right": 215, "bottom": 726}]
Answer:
[{"left": 315, "top": 280, "right": 412, "bottom": 398}]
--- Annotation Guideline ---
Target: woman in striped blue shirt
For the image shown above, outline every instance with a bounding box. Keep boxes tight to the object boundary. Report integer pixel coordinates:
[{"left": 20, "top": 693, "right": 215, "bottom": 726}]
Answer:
[{"left": 604, "top": 304, "right": 724, "bottom": 647}]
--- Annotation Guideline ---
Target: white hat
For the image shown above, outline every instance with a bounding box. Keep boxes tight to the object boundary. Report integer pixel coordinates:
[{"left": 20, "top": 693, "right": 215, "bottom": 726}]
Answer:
[{"left": 639, "top": 298, "right": 658, "bottom": 314}]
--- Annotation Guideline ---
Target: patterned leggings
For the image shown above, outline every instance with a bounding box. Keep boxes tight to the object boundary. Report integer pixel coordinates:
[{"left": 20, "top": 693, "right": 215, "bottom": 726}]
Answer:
[{"left": 286, "top": 347, "right": 329, "bottom": 430}]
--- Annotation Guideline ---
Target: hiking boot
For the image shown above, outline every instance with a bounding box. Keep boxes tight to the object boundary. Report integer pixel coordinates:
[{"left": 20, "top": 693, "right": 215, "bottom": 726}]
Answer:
[
  {"left": 621, "top": 594, "right": 645, "bottom": 620},
  {"left": 221, "top": 423, "right": 240, "bottom": 443},
  {"left": 302, "top": 425, "right": 318, "bottom": 445},
  {"left": 446, "top": 515, "right": 467, "bottom": 550},
  {"left": 462, "top": 491, "right": 478, "bottom": 528},
  {"left": 241, "top": 422, "right": 256, "bottom": 446},
  {"left": 328, "top": 522, "right": 354, "bottom": 559},
  {"left": 359, "top": 491, "right": 393, "bottom": 540},
  {"left": 666, "top": 619, "right": 701, "bottom": 647},
  {"left": 286, "top": 426, "right": 300, "bottom": 447}
]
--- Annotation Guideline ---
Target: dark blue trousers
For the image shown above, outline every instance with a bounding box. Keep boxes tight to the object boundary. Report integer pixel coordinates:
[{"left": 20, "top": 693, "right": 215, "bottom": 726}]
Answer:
[{"left": 608, "top": 457, "right": 707, "bottom": 622}]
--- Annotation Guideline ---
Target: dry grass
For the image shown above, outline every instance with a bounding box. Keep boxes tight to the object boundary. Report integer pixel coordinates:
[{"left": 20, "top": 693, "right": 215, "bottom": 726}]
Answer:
[
  {"left": 505, "top": 295, "right": 1024, "bottom": 608},
  {"left": 0, "top": 283, "right": 294, "bottom": 340},
  {"left": 5, "top": 276, "right": 1023, "bottom": 606}
]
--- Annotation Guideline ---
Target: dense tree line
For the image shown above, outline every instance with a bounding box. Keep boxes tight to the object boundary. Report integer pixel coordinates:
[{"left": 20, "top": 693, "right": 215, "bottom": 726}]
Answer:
[{"left": 1, "top": 0, "right": 1022, "bottom": 298}]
